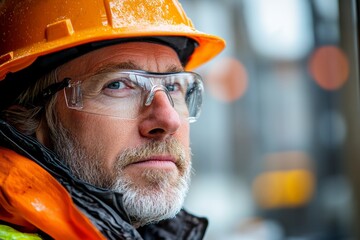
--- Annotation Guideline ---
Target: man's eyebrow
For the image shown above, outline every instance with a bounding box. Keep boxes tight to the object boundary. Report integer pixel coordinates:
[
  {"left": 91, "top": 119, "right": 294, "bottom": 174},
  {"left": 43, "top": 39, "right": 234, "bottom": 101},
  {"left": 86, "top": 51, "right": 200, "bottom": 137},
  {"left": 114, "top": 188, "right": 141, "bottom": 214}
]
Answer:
[
  {"left": 93, "top": 61, "right": 139, "bottom": 74},
  {"left": 166, "top": 65, "right": 184, "bottom": 73},
  {"left": 93, "top": 61, "right": 184, "bottom": 75}
]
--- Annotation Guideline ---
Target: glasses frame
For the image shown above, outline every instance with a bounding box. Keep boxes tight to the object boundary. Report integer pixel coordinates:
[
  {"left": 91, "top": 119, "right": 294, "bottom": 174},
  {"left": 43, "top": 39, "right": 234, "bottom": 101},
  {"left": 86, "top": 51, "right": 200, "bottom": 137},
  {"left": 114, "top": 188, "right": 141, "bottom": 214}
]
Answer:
[{"left": 37, "top": 70, "right": 204, "bottom": 123}]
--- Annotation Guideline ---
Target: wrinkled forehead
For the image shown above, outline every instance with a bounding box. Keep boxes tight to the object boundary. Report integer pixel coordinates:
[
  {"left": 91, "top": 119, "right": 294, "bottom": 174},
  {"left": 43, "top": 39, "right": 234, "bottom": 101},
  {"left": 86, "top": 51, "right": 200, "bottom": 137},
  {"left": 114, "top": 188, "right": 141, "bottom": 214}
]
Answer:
[{"left": 57, "top": 42, "right": 183, "bottom": 79}]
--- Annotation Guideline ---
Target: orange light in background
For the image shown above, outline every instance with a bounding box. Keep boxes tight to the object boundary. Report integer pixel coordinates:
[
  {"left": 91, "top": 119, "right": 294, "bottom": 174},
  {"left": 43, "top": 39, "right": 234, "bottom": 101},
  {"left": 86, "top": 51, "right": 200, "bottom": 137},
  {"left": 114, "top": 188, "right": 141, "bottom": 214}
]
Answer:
[
  {"left": 252, "top": 170, "right": 315, "bottom": 209},
  {"left": 308, "top": 45, "right": 349, "bottom": 90},
  {"left": 252, "top": 151, "right": 316, "bottom": 209},
  {"left": 205, "top": 57, "right": 248, "bottom": 102}
]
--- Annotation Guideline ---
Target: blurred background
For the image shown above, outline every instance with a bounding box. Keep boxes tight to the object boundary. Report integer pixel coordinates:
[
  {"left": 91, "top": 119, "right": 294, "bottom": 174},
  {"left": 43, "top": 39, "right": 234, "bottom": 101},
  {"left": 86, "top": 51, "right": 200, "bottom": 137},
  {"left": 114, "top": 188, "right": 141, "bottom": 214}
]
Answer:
[{"left": 181, "top": 0, "right": 360, "bottom": 239}]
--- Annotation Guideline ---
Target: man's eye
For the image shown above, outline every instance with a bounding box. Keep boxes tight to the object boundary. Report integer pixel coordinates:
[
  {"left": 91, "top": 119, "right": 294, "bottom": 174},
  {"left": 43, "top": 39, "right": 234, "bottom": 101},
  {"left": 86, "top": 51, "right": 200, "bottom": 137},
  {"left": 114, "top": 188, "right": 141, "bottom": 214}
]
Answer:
[
  {"left": 106, "top": 81, "right": 126, "bottom": 90},
  {"left": 166, "top": 83, "right": 180, "bottom": 92}
]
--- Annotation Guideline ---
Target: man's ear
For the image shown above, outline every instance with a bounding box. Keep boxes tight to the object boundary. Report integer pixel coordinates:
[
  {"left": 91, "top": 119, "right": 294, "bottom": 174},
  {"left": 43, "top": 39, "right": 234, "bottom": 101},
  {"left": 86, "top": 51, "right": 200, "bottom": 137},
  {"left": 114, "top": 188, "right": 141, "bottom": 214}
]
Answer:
[{"left": 36, "top": 117, "right": 52, "bottom": 148}]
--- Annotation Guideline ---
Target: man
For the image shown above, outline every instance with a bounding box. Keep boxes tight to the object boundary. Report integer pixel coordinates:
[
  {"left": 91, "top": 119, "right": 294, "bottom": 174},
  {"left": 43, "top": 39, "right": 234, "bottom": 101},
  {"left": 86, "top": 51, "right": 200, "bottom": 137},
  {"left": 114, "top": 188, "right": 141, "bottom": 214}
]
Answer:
[{"left": 0, "top": 0, "right": 225, "bottom": 239}]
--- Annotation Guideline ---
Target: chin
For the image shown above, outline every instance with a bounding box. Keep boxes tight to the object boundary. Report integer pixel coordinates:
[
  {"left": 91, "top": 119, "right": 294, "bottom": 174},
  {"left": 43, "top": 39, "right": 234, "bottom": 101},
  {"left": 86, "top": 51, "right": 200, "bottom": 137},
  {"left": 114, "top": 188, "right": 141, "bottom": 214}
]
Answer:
[{"left": 112, "top": 167, "right": 191, "bottom": 226}]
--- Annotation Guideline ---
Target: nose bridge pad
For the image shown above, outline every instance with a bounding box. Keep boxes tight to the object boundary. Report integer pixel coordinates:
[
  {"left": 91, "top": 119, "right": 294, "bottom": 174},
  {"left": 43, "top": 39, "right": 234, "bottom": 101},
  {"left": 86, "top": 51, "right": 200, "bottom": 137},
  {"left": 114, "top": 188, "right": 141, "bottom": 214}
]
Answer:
[{"left": 145, "top": 85, "right": 174, "bottom": 107}]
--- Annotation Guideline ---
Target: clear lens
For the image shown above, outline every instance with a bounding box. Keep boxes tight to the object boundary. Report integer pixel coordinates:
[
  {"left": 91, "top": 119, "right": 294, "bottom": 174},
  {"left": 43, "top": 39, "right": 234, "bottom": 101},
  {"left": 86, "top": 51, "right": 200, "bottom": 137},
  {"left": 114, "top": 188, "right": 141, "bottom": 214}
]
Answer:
[{"left": 63, "top": 70, "right": 203, "bottom": 122}]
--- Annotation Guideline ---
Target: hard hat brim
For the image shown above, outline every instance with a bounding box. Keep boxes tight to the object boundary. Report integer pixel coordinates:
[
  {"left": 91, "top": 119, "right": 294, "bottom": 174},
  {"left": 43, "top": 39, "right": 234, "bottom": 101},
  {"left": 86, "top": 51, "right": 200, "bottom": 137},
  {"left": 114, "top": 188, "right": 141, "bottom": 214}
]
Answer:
[{"left": 0, "top": 28, "right": 225, "bottom": 80}]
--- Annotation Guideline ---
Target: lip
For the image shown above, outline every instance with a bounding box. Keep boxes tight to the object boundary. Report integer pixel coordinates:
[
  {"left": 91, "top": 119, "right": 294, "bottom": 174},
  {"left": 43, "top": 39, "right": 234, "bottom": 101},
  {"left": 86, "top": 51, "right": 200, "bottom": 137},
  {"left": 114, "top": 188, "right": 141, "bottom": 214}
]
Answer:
[{"left": 128, "top": 155, "right": 177, "bottom": 168}]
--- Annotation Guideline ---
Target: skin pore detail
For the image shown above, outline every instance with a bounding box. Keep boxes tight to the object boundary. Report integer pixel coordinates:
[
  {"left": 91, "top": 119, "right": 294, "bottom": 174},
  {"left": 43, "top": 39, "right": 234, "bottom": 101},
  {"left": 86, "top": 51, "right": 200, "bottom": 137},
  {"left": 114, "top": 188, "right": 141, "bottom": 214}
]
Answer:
[{"left": 56, "top": 43, "right": 185, "bottom": 80}]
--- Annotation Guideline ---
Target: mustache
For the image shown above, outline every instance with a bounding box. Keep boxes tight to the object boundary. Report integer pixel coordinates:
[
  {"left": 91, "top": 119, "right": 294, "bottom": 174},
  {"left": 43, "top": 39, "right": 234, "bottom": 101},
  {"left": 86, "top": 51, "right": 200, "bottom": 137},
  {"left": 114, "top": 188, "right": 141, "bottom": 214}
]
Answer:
[{"left": 114, "top": 138, "right": 188, "bottom": 170}]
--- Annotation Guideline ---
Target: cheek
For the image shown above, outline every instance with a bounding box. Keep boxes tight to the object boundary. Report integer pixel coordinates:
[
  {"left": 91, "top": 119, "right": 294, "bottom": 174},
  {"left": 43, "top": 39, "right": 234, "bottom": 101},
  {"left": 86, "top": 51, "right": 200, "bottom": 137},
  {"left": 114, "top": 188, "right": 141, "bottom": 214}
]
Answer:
[
  {"left": 176, "top": 120, "right": 191, "bottom": 156},
  {"left": 58, "top": 109, "right": 139, "bottom": 169},
  {"left": 56, "top": 97, "right": 192, "bottom": 168}
]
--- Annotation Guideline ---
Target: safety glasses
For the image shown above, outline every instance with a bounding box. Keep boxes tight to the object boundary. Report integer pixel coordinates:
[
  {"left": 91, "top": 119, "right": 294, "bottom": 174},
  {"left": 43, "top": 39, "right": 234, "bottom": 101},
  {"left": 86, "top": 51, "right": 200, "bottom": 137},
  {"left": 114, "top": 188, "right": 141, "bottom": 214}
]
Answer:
[{"left": 39, "top": 70, "right": 204, "bottom": 123}]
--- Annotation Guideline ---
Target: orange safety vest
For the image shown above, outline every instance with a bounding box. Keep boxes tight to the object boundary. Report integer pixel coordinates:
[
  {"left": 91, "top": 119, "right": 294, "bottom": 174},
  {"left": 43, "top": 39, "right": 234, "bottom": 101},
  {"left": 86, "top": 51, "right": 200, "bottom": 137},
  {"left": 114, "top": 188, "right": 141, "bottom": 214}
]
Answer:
[{"left": 0, "top": 147, "right": 106, "bottom": 239}]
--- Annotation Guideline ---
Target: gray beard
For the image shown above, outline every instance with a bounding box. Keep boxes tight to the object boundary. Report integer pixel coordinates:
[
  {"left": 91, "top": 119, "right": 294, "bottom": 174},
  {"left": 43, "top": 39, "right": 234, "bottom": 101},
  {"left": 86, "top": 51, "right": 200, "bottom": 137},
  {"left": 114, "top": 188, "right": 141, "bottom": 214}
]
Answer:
[{"left": 51, "top": 121, "right": 192, "bottom": 227}]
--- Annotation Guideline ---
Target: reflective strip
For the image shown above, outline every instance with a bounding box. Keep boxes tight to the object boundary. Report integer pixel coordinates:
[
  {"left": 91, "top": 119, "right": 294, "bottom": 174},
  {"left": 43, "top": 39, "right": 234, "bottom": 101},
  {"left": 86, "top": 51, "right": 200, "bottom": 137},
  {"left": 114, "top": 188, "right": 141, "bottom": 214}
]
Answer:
[{"left": 0, "top": 224, "right": 42, "bottom": 240}]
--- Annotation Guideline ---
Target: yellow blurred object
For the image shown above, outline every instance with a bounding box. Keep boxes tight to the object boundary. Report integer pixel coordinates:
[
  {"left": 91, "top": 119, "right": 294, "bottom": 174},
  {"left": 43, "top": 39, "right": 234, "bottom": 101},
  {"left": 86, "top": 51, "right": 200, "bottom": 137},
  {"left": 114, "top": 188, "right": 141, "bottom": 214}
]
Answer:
[
  {"left": 0, "top": 0, "right": 225, "bottom": 80},
  {"left": 252, "top": 169, "right": 315, "bottom": 209}
]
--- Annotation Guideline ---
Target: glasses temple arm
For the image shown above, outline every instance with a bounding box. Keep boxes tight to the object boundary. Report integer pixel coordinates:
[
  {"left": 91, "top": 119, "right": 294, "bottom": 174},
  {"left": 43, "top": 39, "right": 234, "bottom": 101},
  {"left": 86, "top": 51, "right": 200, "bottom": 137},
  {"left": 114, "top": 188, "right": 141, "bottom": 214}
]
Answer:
[{"left": 33, "top": 78, "right": 71, "bottom": 106}]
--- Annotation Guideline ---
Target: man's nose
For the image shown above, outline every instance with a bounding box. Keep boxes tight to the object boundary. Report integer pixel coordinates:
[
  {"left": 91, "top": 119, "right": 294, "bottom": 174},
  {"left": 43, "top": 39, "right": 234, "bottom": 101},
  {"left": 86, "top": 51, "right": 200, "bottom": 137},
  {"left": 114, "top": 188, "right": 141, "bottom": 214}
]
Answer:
[{"left": 138, "top": 90, "right": 181, "bottom": 140}]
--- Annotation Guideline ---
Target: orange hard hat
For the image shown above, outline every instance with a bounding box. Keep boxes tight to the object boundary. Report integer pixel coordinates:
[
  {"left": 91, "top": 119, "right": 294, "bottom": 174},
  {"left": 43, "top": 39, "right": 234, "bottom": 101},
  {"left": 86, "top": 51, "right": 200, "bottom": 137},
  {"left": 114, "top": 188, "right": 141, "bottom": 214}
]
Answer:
[{"left": 0, "top": 0, "right": 225, "bottom": 81}]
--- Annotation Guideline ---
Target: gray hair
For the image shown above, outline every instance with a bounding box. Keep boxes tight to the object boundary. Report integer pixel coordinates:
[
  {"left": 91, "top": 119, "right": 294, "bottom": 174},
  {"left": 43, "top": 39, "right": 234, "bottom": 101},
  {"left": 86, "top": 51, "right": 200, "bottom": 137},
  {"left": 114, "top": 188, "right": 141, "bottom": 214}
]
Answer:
[{"left": 0, "top": 69, "right": 59, "bottom": 136}]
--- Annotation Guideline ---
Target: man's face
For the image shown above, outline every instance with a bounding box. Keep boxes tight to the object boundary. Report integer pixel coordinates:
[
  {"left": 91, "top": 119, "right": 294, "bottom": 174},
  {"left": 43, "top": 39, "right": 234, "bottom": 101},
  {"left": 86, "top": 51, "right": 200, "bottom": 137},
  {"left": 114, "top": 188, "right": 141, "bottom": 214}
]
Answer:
[{"left": 49, "top": 42, "right": 192, "bottom": 226}]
